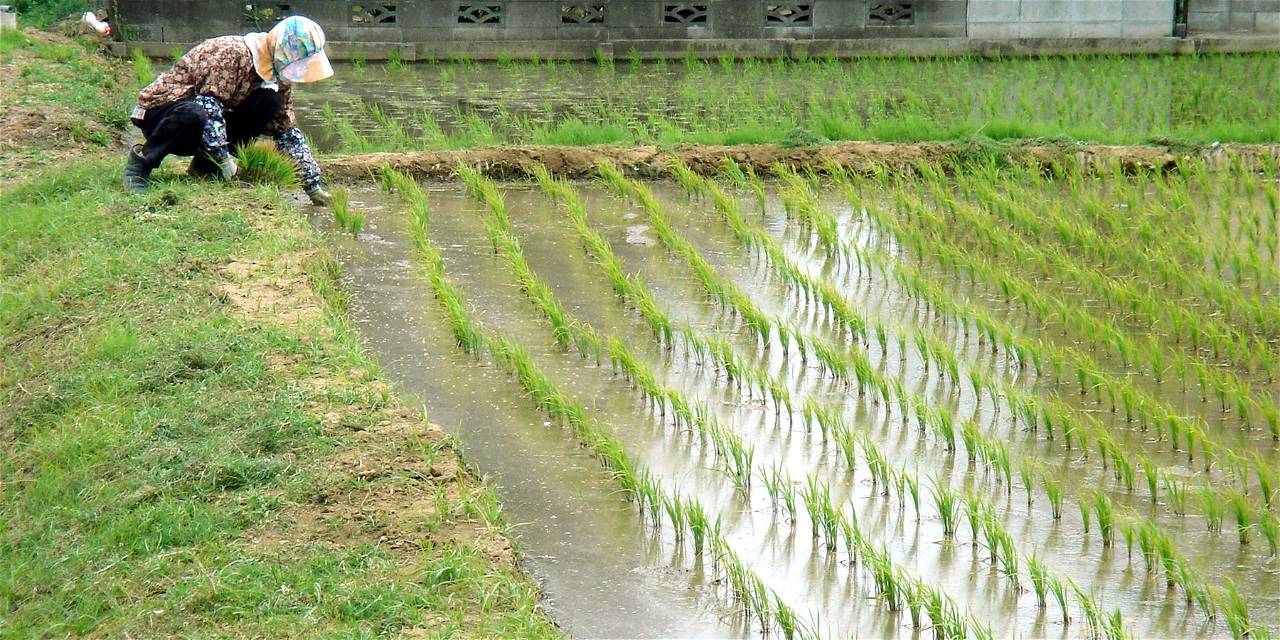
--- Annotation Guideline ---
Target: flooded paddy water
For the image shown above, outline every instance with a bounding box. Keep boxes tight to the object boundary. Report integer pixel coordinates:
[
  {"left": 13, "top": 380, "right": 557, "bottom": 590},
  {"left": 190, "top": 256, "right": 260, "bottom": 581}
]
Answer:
[{"left": 312, "top": 155, "right": 1280, "bottom": 638}]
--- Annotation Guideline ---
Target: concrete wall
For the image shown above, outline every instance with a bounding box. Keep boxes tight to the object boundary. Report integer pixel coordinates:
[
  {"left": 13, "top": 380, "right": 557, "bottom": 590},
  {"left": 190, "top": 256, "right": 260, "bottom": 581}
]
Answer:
[
  {"left": 968, "top": 1, "right": 1174, "bottom": 38},
  {"left": 112, "top": 1, "right": 967, "bottom": 47},
  {"left": 109, "top": 0, "right": 1278, "bottom": 58},
  {"left": 1188, "top": 0, "right": 1280, "bottom": 33}
]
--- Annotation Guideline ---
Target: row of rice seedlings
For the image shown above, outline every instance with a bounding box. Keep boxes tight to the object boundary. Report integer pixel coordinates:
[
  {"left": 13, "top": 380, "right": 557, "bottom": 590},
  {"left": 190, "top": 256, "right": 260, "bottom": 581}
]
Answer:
[
  {"left": 457, "top": 169, "right": 1013, "bottom": 636},
  {"left": 903, "top": 174, "right": 1279, "bottom": 421},
  {"left": 714, "top": 164, "right": 1276, "bottom": 539},
  {"left": 955, "top": 167, "right": 1280, "bottom": 377},
  {"left": 835, "top": 173, "right": 1277, "bottom": 506},
  {"left": 779, "top": 468, "right": 991, "bottom": 639},
  {"left": 680, "top": 171, "right": 1264, "bottom": 627},
  {"left": 458, "top": 167, "right": 766, "bottom": 489},
  {"left": 384, "top": 167, "right": 812, "bottom": 637},
  {"left": 809, "top": 400, "right": 1143, "bottom": 633},
  {"left": 640, "top": 168, "right": 1228, "bottom": 535},
  {"left": 804, "top": 405, "right": 1147, "bottom": 638},
  {"left": 894, "top": 171, "right": 1273, "bottom": 420},
  {"left": 528, "top": 166, "right": 675, "bottom": 346},
  {"left": 971, "top": 160, "right": 1280, "bottom": 348},
  {"left": 851, "top": 185, "right": 1280, "bottom": 558},
  {"left": 981, "top": 155, "right": 1275, "bottom": 337},
  {"left": 874, "top": 194, "right": 1280, "bottom": 514},
  {"left": 517, "top": 167, "right": 1123, "bottom": 636},
  {"left": 595, "top": 164, "right": 774, "bottom": 347},
  {"left": 668, "top": 160, "right": 870, "bottom": 341},
  {"left": 1101, "top": 160, "right": 1280, "bottom": 293},
  {"left": 774, "top": 164, "right": 844, "bottom": 261},
  {"left": 526, "top": 166, "right": 815, "bottom": 421},
  {"left": 593, "top": 166, "right": 1265, "bottom": 628}
]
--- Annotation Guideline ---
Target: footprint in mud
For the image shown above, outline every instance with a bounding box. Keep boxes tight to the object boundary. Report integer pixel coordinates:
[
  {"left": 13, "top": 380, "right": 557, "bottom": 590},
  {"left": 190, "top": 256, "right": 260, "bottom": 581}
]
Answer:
[{"left": 625, "top": 224, "right": 657, "bottom": 247}]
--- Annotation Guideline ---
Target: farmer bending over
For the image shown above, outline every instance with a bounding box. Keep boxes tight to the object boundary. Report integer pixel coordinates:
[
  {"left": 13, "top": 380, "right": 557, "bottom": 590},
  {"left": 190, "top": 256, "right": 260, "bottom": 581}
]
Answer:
[{"left": 124, "top": 15, "right": 333, "bottom": 205}]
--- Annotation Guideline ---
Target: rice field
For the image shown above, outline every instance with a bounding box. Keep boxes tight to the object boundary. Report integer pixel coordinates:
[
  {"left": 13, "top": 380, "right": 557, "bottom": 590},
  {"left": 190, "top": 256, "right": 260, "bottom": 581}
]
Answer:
[
  {"left": 297, "top": 53, "right": 1280, "bottom": 151},
  {"left": 323, "top": 150, "right": 1279, "bottom": 638}
]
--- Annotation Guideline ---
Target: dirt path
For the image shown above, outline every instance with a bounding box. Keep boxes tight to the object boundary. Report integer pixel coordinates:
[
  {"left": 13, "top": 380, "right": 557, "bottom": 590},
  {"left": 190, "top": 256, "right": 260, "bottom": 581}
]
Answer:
[{"left": 321, "top": 141, "right": 1280, "bottom": 181}]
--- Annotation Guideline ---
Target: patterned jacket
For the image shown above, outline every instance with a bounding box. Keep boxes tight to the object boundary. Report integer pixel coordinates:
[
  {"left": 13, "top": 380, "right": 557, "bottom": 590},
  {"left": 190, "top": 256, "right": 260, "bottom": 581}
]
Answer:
[
  {"left": 138, "top": 36, "right": 297, "bottom": 134},
  {"left": 136, "top": 36, "right": 322, "bottom": 190}
]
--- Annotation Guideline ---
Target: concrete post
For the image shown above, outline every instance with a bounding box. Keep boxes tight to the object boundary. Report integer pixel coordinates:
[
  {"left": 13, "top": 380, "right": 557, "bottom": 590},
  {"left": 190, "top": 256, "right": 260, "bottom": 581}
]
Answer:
[{"left": 0, "top": 5, "right": 17, "bottom": 32}]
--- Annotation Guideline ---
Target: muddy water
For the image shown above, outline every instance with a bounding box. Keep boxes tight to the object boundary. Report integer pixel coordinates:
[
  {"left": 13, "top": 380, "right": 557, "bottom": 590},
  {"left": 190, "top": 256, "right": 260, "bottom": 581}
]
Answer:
[
  {"left": 312, "top": 189, "right": 741, "bottom": 638},
  {"left": 314, "top": 180, "right": 1277, "bottom": 638},
  {"left": 625, "top": 187, "right": 1278, "bottom": 636}
]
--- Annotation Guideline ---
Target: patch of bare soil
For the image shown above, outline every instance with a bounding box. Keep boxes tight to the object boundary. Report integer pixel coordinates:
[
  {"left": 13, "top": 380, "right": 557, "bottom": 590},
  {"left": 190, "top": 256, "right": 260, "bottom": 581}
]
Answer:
[
  {"left": 215, "top": 257, "right": 323, "bottom": 327},
  {"left": 321, "top": 141, "right": 1280, "bottom": 181}
]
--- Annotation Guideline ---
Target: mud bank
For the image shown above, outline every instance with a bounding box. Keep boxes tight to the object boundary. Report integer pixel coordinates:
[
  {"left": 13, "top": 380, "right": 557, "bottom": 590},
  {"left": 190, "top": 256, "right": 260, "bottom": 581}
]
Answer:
[{"left": 321, "top": 141, "right": 1280, "bottom": 181}]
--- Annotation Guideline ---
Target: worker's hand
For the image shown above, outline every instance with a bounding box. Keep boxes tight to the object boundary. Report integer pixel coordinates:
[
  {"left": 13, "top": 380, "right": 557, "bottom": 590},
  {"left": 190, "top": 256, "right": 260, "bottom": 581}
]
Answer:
[
  {"left": 306, "top": 185, "right": 333, "bottom": 206},
  {"left": 217, "top": 155, "right": 239, "bottom": 181}
]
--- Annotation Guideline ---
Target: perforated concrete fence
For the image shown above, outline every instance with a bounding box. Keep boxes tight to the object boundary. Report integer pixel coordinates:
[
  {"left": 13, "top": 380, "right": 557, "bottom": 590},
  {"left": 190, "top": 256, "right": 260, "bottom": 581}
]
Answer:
[{"left": 107, "top": 0, "right": 1277, "bottom": 58}]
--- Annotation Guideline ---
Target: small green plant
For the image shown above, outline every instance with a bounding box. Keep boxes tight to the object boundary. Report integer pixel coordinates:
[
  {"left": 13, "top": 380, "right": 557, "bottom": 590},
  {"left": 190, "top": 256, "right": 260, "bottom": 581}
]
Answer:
[
  {"left": 330, "top": 187, "right": 363, "bottom": 236},
  {"left": 130, "top": 48, "right": 155, "bottom": 88},
  {"left": 386, "top": 47, "right": 404, "bottom": 71}
]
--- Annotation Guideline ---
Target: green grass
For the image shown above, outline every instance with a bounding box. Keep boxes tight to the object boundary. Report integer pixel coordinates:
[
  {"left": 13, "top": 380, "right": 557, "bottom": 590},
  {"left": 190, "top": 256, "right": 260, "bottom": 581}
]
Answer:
[
  {"left": 0, "top": 29, "right": 132, "bottom": 121},
  {"left": 0, "top": 34, "right": 554, "bottom": 637},
  {"left": 0, "top": 158, "right": 555, "bottom": 637}
]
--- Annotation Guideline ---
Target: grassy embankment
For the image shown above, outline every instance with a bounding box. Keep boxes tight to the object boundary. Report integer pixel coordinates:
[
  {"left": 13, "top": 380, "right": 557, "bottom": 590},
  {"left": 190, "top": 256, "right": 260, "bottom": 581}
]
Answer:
[{"left": 0, "top": 29, "right": 556, "bottom": 638}]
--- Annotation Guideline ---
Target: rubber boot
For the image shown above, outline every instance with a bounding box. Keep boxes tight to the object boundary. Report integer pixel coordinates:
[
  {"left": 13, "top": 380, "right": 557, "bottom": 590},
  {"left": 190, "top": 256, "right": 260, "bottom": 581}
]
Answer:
[{"left": 123, "top": 144, "right": 152, "bottom": 193}]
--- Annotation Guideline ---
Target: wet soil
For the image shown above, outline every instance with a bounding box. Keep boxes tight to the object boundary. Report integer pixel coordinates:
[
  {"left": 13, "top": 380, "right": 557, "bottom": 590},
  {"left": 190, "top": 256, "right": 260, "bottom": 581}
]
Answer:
[{"left": 320, "top": 142, "right": 1280, "bottom": 182}]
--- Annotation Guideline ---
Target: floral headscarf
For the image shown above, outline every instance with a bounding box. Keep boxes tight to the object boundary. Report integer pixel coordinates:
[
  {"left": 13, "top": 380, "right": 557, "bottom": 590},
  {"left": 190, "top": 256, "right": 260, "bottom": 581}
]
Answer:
[{"left": 245, "top": 16, "right": 333, "bottom": 84}]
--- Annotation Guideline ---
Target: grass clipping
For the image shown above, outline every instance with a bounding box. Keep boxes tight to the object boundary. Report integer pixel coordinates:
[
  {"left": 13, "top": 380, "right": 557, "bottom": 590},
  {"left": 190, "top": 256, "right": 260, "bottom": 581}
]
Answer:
[{"left": 235, "top": 141, "right": 300, "bottom": 189}]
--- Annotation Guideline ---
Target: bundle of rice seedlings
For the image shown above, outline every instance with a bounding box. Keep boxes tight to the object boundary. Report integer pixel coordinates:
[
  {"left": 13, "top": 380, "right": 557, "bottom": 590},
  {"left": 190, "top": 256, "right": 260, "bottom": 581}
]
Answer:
[{"left": 234, "top": 141, "right": 300, "bottom": 189}]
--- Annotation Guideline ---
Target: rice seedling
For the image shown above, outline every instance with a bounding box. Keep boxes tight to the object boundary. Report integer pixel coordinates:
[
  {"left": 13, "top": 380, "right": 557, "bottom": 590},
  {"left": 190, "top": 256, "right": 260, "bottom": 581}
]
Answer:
[
  {"left": 233, "top": 141, "right": 300, "bottom": 188},
  {"left": 1229, "top": 491, "right": 1253, "bottom": 546},
  {"left": 1043, "top": 475, "right": 1064, "bottom": 520},
  {"left": 329, "top": 186, "right": 363, "bottom": 237},
  {"left": 1201, "top": 486, "right": 1224, "bottom": 532},
  {"left": 1215, "top": 580, "right": 1261, "bottom": 640},
  {"left": 1260, "top": 511, "right": 1279, "bottom": 556},
  {"left": 1093, "top": 490, "right": 1116, "bottom": 547},
  {"left": 928, "top": 477, "right": 959, "bottom": 537},
  {"left": 1079, "top": 496, "right": 1092, "bottom": 535}
]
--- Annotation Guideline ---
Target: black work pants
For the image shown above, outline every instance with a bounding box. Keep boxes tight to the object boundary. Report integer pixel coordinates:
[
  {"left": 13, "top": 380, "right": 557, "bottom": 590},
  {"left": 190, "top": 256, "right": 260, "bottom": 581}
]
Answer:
[{"left": 131, "top": 88, "right": 285, "bottom": 170}]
